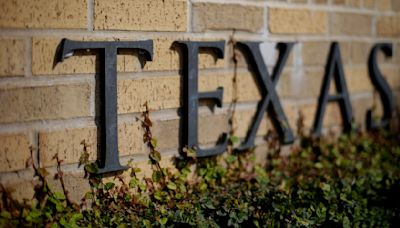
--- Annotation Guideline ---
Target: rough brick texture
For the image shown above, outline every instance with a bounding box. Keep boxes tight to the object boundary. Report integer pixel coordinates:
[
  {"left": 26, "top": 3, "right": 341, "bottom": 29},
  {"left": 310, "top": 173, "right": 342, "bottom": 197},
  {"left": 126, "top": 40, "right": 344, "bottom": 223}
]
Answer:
[
  {"left": 0, "top": 134, "right": 30, "bottom": 172},
  {"left": 32, "top": 37, "right": 224, "bottom": 75},
  {"left": 377, "top": 15, "right": 400, "bottom": 37},
  {"left": 94, "top": 0, "right": 187, "bottom": 31},
  {"left": 39, "top": 122, "right": 145, "bottom": 167},
  {"left": 269, "top": 8, "right": 327, "bottom": 34},
  {"left": 0, "top": 0, "right": 86, "bottom": 29},
  {"left": 0, "top": 84, "right": 91, "bottom": 123},
  {"left": 330, "top": 12, "right": 372, "bottom": 36},
  {"left": 302, "top": 41, "right": 350, "bottom": 66},
  {"left": 0, "top": 39, "right": 25, "bottom": 77},
  {"left": 192, "top": 3, "right": 264, "bottom": 32}
]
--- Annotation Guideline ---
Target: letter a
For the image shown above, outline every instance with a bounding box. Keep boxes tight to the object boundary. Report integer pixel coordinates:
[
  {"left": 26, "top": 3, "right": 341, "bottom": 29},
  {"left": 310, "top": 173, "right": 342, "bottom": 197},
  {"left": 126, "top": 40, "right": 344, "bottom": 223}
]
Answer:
[{"left": 313, "top": 42, "right": 353, "bottom": 136}]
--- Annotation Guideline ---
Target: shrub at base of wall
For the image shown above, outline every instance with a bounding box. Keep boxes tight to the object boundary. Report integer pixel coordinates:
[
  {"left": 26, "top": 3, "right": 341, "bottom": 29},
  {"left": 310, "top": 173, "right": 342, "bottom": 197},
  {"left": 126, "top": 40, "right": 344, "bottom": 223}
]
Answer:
[{"left": 1, "top": 130, "right": 399, "bottom": 227}]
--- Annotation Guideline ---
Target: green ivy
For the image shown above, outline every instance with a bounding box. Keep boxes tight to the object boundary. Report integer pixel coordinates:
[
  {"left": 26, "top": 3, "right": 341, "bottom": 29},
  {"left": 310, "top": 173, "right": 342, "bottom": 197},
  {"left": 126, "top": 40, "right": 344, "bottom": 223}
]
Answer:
[{"left": 1, "top": 131, "right": 400, "bottom": 227}]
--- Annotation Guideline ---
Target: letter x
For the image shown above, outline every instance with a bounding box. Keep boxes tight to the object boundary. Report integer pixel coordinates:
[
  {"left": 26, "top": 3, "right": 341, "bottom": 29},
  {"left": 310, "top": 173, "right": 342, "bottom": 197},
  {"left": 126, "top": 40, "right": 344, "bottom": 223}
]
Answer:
[{"left": 236, "top": 42, "right": 295, "bottom": 150}]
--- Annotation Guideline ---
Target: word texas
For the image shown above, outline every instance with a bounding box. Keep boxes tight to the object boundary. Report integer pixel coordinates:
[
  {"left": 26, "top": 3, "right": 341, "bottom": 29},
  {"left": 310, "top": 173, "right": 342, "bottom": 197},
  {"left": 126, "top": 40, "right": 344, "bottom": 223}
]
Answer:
[{"left": 57, "top": 39, "right": 395, "bottom": 174}]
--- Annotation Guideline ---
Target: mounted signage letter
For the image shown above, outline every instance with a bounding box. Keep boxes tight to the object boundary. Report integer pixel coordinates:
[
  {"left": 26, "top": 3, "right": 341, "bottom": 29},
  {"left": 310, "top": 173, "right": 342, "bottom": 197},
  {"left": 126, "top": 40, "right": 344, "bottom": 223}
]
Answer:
[
  {"left": 174, "top": 41, "right": 228, "bottom": 157},
  {"left": 56, "top": 39, "right": 153, "bottom": 174},
  {"left": 235, "top": 42, "right": 295, "bottom": 150},
  {"left": 367, "top": 43, "right": 395, "bottom": 130},
  {"left": 313, "top": 42, "right": 352, "bottom": 136}
]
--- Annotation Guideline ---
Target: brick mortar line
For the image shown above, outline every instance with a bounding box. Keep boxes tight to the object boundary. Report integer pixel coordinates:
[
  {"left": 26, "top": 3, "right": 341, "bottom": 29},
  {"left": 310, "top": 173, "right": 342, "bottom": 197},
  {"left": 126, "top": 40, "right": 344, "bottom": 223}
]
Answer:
[
  {"left": 0, "top": 30, "right": 398, "bottom": 43},
  {"left": 0, "top": 91, "right": 380, "bottom": 135},
  {"left": 0, "top": 75, "right": 94, "bottom": 89},
  {"left": 193, "top": 0, "right": 394, "bottom": 15},
  {"left": 266, "top": 35, "right": 400, "bottom": 42},
  {"left": 89, "top": 80, "right": 96, "bottom": 117},
  {"left": 29, "top": 131, "right": 40, "bottom": 169},
  {"left": 0, "top": 117, "right": 97, "bottom": 134},
  {"left": 2, "top": 60, "right": 396, "bottom": 90},
  {"left": 87, "top": 0, "right": 94, "bottom": 32},
  {"left": 24, "top": 37, "right": 32, "bottom": 77},
  {"left": 283, "top": 91, "right": 375, "bottom": 105},
  {"left": 0, "top": 67, "right": 261, "bottom": 88},
  {"left": 188, "top": 0, "right": 193, "bottom": 33},
  {"left": 4, "top": 56, "right": 400, "bottom": 89},
  {"left": 262, "top": 4, "right": 269, "bottom": 39},
  {"left": 190, "top": 0, "right": 265, "bottom": 7}
]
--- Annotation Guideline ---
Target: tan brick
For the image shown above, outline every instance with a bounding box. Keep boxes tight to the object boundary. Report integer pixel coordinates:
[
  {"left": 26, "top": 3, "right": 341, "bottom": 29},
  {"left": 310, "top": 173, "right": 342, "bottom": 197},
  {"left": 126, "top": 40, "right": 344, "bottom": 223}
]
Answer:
[
  {"left": 302, "top": 41, "right": 350, "bottom": 66},
  {"left": 381, "top": 66, "right": 400, "bottom": 89},
  {"left": 377, "top": 49, "right": 396, "bottom": 66},
  {"left": 152, "top": 119, "right": 180, "bottom": 150},
  {"left": 330, "top": 12, "right": 372, "bottom": 36},
  {"left": 333, "top": 0, "right": 346, "bottom": 5},
  {"left": 348, "top": 0, "right": 362, "bottom": 7},
  {"left": 45, "top": 171, "right": 90, "bottom": 204},
  {"left": 236, "top": 72, "right": 263, "bottom": 102},
  {"left": 118, "top": 122, "right": 145, "bottom": 156},
  {"left": 233, "top": 110, "right": 269, "bottom": 138},
  {"left": 0, "top": 39, "right": 25, "bottom": 77},
  {"left": 155, "top": 108, "right": 295, "bottom": 150},
  {"left": 130, "top": 156, "right": 177, "bottom": 180},
  {"left": 364, "top": 0, "right": 376, "bottom": 9},
  {"left": 150, "top": 113, "right": 231, "bottom": 150},
  {"left": 192, "top": 3, "right": 264, "bottom": 33},
  {"left": 0, "top": 0, "right": 86, "bottom": 29},
  {"left": 94, "top": 0, "right": 187, "bottom": 31},
  {"left": 393, "top": 0, "right": 400, "bottom": 11},
  {"left": 352, "top": 96, "right": 381, "bottom": 128},
  {"left": 350, "top": 42, "right": 371, "bottom": 64},
  {"left": 0, "top": 84, "right": 90, "bottom": 123},
  {"left": 33, "top": 38, "right": 96, "bottom": 75},
  {"left": 280, "top": 66, "right": 371, "bottom": 98},
  {"left": 0, "top": 179, "right": 35, "bottom": 203},
  {"left": 118, "top": 71, "right": 261, "bottom": 114},
  {"left": 269, "top": 8, "right": 327, "bottom": 34},
  {"left": 377, "top": 15, "right": 400, "bottom": 37},
  {"left": 32, "top": 37, "right": 224, "bottom": 75},
  {"left": 39, "top": 123, "right": 145, "bottom": 167},
  {"left": 199, "top": 114, "right": 229, "bottom": 145},
  {"left": 345, "top": 67, "right": 374, "bottom": 93},
  {"left": 118, "top": 76, "right": 181, "bottom": 113},
  {"left": 39, "top": 128, "right": 97, "bottom": 167},
  {"left": 312, "top": 0, "right": 328, "bottom": 4},
  {"left": 299, "top": 103, "right": 342, "bottom": 129},
  {"left": 232, "top": 103, "right": 297, "bottom": 139},
  {"left": 377, "top": 0, "right": 392, "bottom": 11},
  {"left": 230, "top": 42, "right": 295, "bottom": 69},
  {"left": 0, "top": 134, "right": 30, "bottom": 172},
  {"left": 279, "top": 68, "right": 323, "bottom": 99}
]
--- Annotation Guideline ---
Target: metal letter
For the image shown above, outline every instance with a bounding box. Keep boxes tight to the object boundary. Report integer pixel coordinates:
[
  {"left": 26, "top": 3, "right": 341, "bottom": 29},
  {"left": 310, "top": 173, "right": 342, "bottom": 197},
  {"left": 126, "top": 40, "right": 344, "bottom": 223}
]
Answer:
[
  {"left": 236, "top": 42, "right": 295, "bottom": 150},
  {"left": 174, "top": 41, "right": 228, "bottom": 157},
  {"left": 313, "top": 42, "right": 352, "bottom": 136},
  {"left": 56, "top": 39, "right": 153, "bottom": 174},
  {"left": 367, "top": 43, "right": 395, "bottom": 130}
]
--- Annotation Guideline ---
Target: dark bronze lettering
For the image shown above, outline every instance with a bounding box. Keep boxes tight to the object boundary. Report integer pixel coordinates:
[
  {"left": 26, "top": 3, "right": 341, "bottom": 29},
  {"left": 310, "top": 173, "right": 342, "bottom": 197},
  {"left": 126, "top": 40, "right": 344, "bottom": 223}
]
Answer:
[
  {"left": 174, "top": 41, "right": 228, "bottom": 157},
  {"left": 313, "top": 42, "right": 352, "bottom": 136},
  {"left": 57, "top": 39, "right": 153, "bottom": 174},
  {"left": 235, "top": 42, "right": 295, "bottom": 150},
  {"left": 367, "top": 43, "right": 395, "bottom": 130}
]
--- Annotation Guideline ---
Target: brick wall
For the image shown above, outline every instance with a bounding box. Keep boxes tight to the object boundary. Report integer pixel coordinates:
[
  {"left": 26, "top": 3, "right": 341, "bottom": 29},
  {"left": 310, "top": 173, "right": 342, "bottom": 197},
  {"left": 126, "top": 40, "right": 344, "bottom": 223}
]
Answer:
[{"left": 0, "top": 0, "right": 399, "bottom": 202}]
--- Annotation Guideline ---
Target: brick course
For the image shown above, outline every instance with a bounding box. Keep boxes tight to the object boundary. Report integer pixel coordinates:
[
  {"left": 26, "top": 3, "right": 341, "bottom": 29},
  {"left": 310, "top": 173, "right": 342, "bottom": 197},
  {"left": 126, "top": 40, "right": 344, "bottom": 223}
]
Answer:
[{"left": 0, "top": 0, "right": 87, "bottom": 29}]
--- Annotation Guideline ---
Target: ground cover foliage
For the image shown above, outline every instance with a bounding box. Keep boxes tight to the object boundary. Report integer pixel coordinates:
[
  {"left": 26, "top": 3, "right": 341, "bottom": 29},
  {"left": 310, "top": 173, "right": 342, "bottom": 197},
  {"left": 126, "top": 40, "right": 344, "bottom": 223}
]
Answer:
[{"left": 1, "top": 123, "right": 400, "bottom": 227}]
